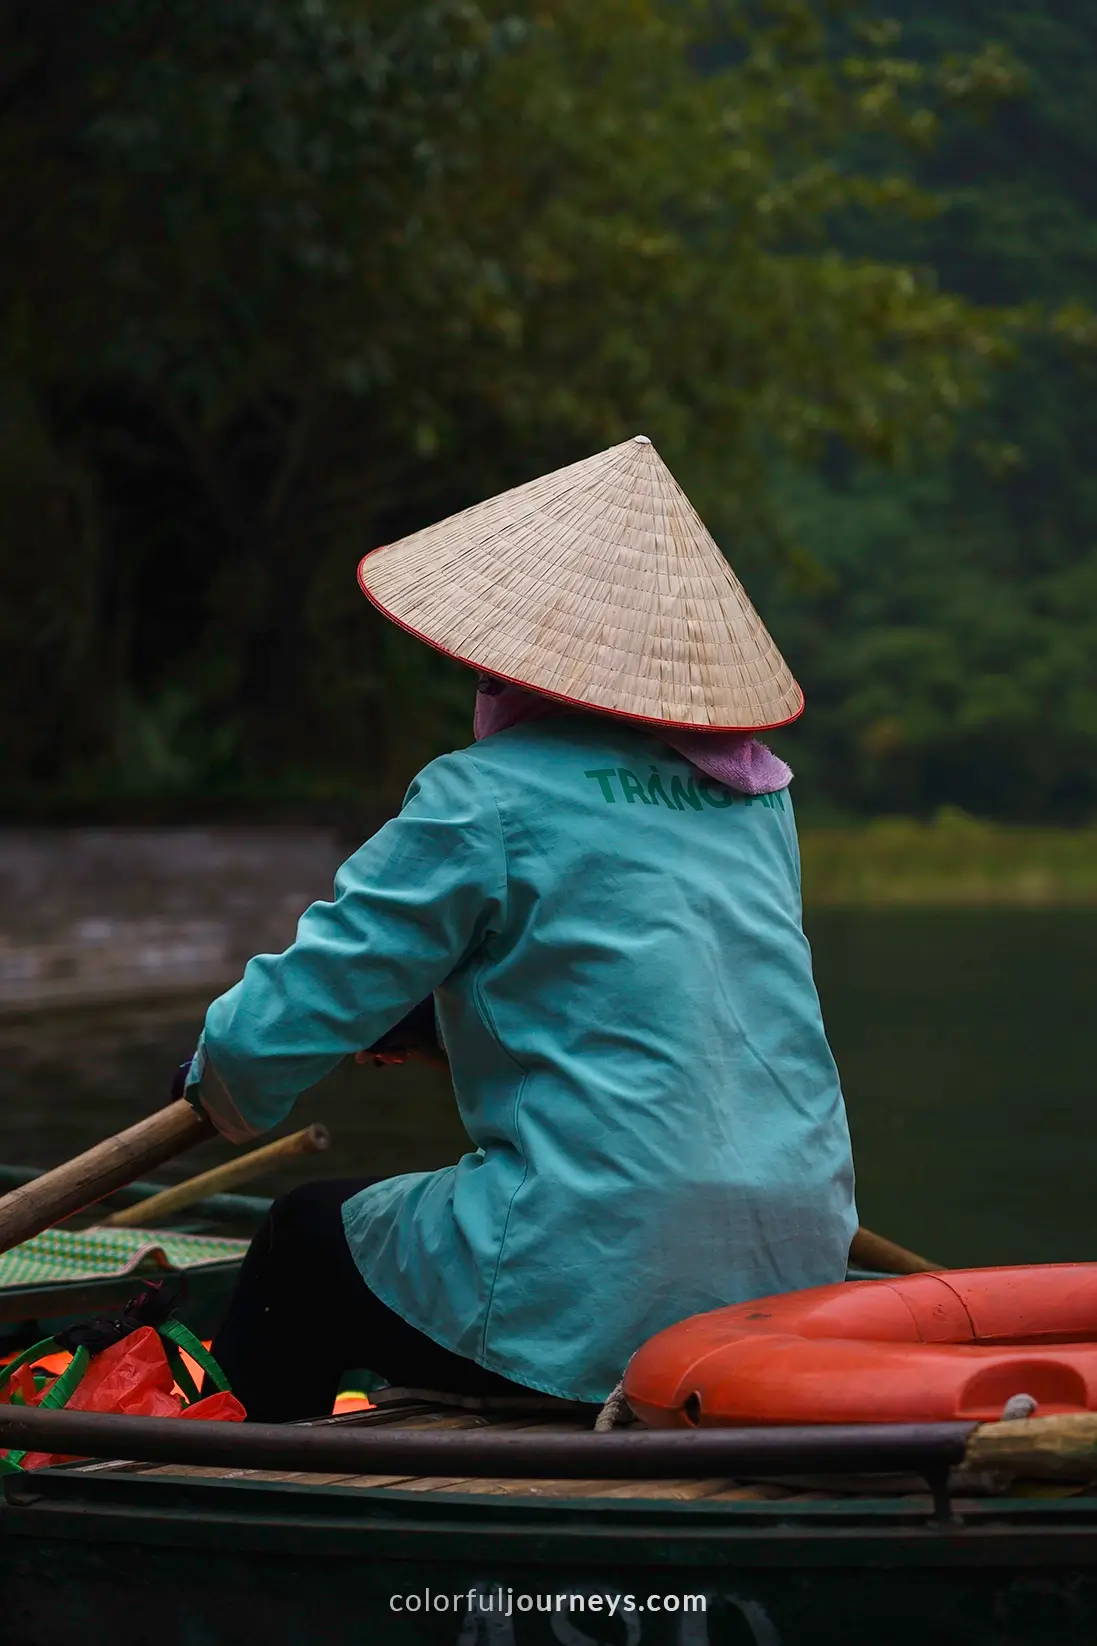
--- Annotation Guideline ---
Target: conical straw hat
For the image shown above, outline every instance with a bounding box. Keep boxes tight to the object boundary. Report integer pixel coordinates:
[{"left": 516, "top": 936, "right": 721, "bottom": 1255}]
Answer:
[{"left": 358, "top": 435, "right": 803, "bottom": 731}]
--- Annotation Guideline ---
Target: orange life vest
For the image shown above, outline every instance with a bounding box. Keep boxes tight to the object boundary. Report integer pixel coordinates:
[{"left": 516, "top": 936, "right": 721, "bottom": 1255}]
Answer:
[{"left": 624, "top": 1265, "right": 1097, "bottom": 1427}]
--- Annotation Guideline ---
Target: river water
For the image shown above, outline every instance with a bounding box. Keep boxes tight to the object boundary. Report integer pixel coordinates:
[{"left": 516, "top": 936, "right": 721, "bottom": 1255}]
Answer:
[{"left": 2, "top": 909, "right": 1095, "bottom": 1267}]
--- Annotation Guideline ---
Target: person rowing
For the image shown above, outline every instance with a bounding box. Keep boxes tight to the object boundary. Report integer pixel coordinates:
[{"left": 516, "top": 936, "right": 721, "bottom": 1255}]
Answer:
[{"left": 181, "top": 435, "right": 857, "bottom": 1422}]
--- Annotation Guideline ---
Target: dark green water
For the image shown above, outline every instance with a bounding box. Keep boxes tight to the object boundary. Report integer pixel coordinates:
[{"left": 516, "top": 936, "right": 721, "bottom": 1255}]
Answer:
[{"left": 2, "top": 910, "right": 1095, "bottom": 1266}]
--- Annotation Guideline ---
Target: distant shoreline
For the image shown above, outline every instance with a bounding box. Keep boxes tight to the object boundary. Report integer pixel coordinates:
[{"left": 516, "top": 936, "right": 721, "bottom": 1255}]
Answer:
[
  {"left": 2, "top": 824, "right": 1096, "bottom": 1024},
  {"left": 800, "top": 819, "right": 1097, "bottom": 907}
]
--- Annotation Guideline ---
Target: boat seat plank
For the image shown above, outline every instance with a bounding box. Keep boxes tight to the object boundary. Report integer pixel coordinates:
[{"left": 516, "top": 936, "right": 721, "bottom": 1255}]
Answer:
[
  {"left": 394, "top": 1476, "right": 742, "bottom": 1500},
  {"left": 382, "top": 1475, "right": 499, "bottom": 1493},
  {"left": 574, "top": 1477, "right": 737, "bottom": 1500},
  {"left": 66, "top": 1399, "right": 964, "bottom": 1504},
  {"left": 371, "top": 1412, "right": 592, "bottom": 1434},
  {"left": 133, "top": 1465, "right": 378, "bottom": 1487},
  {"left": 378, "top": 1413, "right": 494, "bottom": 1431},
  {"left": 704, "top": 1481, "right": 798, "bottom": 1501}
]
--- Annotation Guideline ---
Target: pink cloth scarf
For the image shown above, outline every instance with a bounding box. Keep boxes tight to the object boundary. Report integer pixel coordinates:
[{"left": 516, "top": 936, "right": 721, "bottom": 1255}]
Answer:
[{"left": 473, "top": 680, "right": 792, "bottom": 797}]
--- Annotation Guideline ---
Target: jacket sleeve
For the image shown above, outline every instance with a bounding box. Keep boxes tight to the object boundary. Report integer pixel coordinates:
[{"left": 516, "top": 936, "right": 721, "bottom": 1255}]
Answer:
[{"left": 184, "top": 751, "right": 506, "bottom": 1141}]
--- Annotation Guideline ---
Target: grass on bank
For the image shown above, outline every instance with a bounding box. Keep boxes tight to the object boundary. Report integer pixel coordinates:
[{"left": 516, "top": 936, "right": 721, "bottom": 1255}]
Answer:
[{"left": 800, "top": 810, "right": 1097, "bottom": 907}]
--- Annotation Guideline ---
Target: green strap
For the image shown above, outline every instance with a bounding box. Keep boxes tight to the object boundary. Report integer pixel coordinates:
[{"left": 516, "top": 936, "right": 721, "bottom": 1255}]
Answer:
[
  {"left": 158, "top": 1320, "right": 232, "bottom": 1398},
  {"left": 0, "top": 1340, "right": 89, "bottom": 1469},
  {"left": 0, "top": 1321, "right": 233, "bottom": 1474},
  {"left": 38, "top": 1345, "right": 89, "bottom": 1411},
  {"left": 1, "top": 1338, "right": 59, "bottom": 1471},
  {"left": 0, "top": 1337, "right": 61, "bottom": 1399},
  {"left": 162, "top": 1342, "right": 201, "bottom": 1407}
]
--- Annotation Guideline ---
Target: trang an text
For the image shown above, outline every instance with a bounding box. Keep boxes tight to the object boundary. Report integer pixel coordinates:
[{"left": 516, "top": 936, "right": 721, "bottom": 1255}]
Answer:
[{"left": 585, "top": 767, "right": 787, "bottom": 810}]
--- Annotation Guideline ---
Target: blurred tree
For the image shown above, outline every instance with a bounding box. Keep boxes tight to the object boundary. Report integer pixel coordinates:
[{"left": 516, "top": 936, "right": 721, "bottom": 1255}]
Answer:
[
  {"left": 760, "top": 0, "right": 1097, "bottom": 821},
  {"left": 0, "top": 0, "right": 1037, "bottom": 812}
]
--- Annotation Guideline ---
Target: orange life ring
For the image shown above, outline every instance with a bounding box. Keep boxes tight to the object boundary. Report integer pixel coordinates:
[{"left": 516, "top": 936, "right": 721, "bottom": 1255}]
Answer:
[{"left": 624, "top": 1265, "right": 1097, "bottom": 1427}]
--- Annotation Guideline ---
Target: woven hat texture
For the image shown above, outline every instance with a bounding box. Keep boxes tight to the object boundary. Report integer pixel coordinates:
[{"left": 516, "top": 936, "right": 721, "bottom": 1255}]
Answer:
[{"left": 358, "top": 435, "right": 802, "bottom": 731}]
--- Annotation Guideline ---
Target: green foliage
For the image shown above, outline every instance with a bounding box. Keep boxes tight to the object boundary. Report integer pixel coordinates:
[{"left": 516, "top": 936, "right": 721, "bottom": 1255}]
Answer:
[
  {"left": 0, "top": 0, "right": 1054, "bottom": 812},
  {"left": 762, "top": 463, "right": 1097, "bottom": 821},
  {"left": 762, "top": 0, "right": 1097, "bottom": 821},
  {"left": 800, "top": 812, "right": 1097, "bottom": 906}
]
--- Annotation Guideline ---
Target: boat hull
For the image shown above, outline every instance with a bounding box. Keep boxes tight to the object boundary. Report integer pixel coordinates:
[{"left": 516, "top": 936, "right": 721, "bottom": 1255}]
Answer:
[{"left": 4, "top": 1469, "right": 1097, "bottom": 1646}]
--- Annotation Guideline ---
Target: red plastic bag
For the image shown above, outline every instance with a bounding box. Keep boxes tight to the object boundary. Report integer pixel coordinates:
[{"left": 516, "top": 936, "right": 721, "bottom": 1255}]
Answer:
[
  {"left": 6, "top": 1363, "right": 39, "bottom": 1406},
  {"left": 181, "top": 1390, "right": 245, "bottom": 1421},
  {"left": 16, "top": 1326, "right": 244, "bottom": 1470},
  {"left": 66, "top": 1326, "right": 181, "bottom": 1419}
]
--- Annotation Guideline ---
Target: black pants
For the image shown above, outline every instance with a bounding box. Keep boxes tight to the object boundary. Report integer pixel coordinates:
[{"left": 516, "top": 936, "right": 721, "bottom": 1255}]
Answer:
[{"left": 210, "top": 1178, "right": 533, "bottom": 1422}]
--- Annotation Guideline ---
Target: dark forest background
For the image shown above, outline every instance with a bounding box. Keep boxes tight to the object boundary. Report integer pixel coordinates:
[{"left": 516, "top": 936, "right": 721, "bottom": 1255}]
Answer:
[{"left": 3, "top": 0, "right": 1096, "bottom": 824}]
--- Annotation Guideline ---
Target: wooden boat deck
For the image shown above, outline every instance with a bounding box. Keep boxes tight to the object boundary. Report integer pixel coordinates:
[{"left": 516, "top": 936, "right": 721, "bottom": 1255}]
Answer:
[
  {"left": 76, "top": 1389, "right": 1007, "bottom": 1504},
  {"left": 13, "top": 1399, "right": 1097, "bottom": 1646}
]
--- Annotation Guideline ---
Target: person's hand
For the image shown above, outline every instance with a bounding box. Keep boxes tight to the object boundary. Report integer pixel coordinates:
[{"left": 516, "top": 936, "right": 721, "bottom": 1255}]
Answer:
[
  {"left": 356, "top": 1048, "right": 408, "bottom": 1069},
  {"left": 355, "top": 1041, "right": 451, "bottom": 1072},
  {"left": 359, "top": 998, "right": 451, "bottom": 1072}
]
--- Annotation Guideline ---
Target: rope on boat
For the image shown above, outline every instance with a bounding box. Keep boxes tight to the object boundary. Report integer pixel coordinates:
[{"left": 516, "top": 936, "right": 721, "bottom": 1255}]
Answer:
[{"left": 593, "top": 1379, "right": 633, "bottom": 1431}]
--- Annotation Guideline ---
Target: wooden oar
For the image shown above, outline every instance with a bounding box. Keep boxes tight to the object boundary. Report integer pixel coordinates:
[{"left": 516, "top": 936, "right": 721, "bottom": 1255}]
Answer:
[
  {"left": 849, "top": 1225, "right": 939, "bottom": 1275},
  {"left": 0, "top": 1100, "right": 214, "bottom": 1259},
  {"left": 102, "top": 1123, "right": 330, "bottom": 1228}
]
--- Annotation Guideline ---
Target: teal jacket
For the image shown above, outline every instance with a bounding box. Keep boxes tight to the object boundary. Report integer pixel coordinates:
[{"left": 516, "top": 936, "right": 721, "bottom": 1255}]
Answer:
[{"left": 187, "top": 715, "right": 856, "bottom": 1402}]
